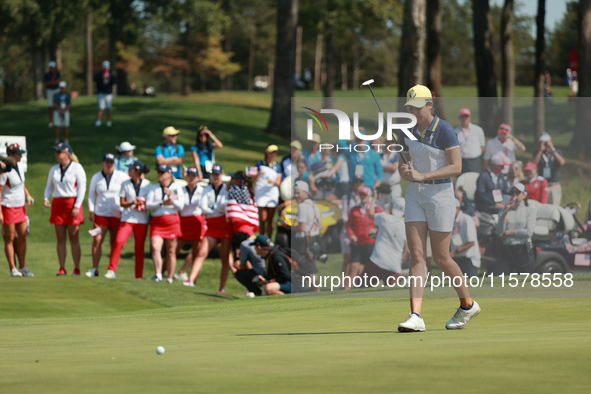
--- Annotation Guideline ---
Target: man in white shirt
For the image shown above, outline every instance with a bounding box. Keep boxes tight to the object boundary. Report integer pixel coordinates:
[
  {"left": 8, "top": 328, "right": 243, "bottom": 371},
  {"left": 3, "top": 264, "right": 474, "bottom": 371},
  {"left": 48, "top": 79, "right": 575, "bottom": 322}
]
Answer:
[
  {"left": 450, "top": 199, "right": 481, "bottom": 277},
  {"left": 455, "top": 108, "right": 485, "bottom": 173},
  {"left": 482, "top": 123, "right": 526, "bottom": 172}
]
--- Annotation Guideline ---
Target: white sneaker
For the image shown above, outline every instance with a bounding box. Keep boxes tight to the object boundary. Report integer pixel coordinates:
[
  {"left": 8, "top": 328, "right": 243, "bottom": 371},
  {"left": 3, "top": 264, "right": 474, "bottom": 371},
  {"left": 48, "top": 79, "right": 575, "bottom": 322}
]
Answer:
[
  {"left": 147, "top": 274, "right": 162, "bottom": 282},
  {"left": 104, "top": 270, "right": 117, "bottom": 279},
  {"left": 95, "top": 120, "right": 101, "bottom": 127},
  {"left": 174, "top": 272, "right": 189, "bottom": 281},
  {"left": 398, "top": 313, "right": 426, "bottom": 332},
  {"left": 106, "top": 121, "right": 112, "bottom": 127},
  {"left": 445, "top": 301, "right": 481, "bottom": 330},
  {"left": 166, "top": 278, "right": 173, "bottom": 284},
  {"left": 245, "top": 291, "right": 256, "bottom": 298},
  {"left": 11, "top": 268, "right": 23, "bottom": 277},
  {"left": 19, "top": 267, "right": 34, "bottom": 277},
  {"left": 182, "top": 280, "right": 196, "bottom": 287},
  {"left": 85, "top": 268, "right": 98, "bottom": 277}
]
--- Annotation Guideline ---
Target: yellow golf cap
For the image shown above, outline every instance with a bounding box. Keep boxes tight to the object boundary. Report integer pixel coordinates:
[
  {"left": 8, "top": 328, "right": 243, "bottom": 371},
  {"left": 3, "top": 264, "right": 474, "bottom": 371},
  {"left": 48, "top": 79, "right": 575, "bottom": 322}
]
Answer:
[
  {"left": 265, "top": 144, "right": 279, "bottom": 153},
  {"left": 290, "top": 140, "right": 303, "bottom": 150},
  {"left": 404, "top": 85, "right": 433, "bottom": 108},
  {"left": 311, "top": 133, "right": 321, "bottom": 143},
  {"left": 162, "top": 126, "right": 181, "bottom": 136}
]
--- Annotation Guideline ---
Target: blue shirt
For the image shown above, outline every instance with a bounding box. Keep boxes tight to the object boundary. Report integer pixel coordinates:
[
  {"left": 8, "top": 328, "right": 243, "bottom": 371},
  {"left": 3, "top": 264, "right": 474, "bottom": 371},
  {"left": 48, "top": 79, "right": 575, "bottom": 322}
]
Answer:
[
  {"left": 191, "top": 142, "right": 215, "bottom": 168},
  {"left": 114, "top": 156, "right": 138, "bottom": 173},
  {"left": 295, "top": 171, "right": 312, "bottom": 184},
  {"left": 256, "top": 160, "right": 282, "bottom": 175},
  {"left": 303, "top": 149, "right": 322, "bottom": 167},
  {"left": 349, "top": 147, "right": 383, "bottom": 188},
  {"left": 53, "top": 92, "right": 71, "bottom": 108},
  {"left": 155, "top": 143, "right": 185, "bottom": 178}
]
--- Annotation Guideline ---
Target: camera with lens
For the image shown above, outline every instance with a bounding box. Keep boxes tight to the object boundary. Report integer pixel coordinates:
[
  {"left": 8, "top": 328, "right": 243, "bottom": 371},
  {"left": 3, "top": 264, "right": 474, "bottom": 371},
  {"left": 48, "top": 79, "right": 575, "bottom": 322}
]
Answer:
[{"left": 308, "top": 242, "right": 328, "bottom": 264}]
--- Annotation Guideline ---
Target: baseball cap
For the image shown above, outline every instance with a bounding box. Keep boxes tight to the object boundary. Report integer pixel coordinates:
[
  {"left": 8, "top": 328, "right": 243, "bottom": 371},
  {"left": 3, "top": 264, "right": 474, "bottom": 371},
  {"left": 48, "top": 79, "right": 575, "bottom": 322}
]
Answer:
[
  {"left": 490, "top": 153, "right": 505, "bottom": 166},
  {"left": 157, "top": 164, "right": 172, "bottom": 174},
  {"left": 523, "top": 162, "right": 537, "bottom": 172},
  {"left": 128, "top": 159, "right": 145, "bottom": 172},
  {"left": 162, "top": 126, "right": 180, "bottom": 136},
  {"left": 102, "top": 153, "right": 115, "bottom": 162},
  {"left": 118, "top": 141, "right": 136, "bottom": 152},
  {"left": 102, "top": 60, "right": 110, "bottom": 69},
  {"left": 229, "top": 171, "right": 245, "bottom": 181},
  {"left": 311, "top": 133, "right": 321, "bottom": 143},
  {"left": 358, "top": 185, "right": 372, "bottom": 196},
  {"left": 290, "top": 140, "right": 303, "bottom": 150},
  {"left": 498, "top": 123, "right": 512, "bottom": 134},
  {"left": 186, "top": 167, "right": 199, "bottom": 176},
  {"left": 459, "top": 108, "right": 471, "bottom": 117},
  {"left": 7, "top": 144, "right": 26, "bottom": 155},
  {"left": 211, "top": 164, "right": 223, "bottom": 174},
  {"left": 53, "top": 142, "right": 72, "bottom": 153},
  {"left": 294, "top": 180, "right": 309, "bottom": 194},
  {"left": 404, "top": 85, "right": 433, "bottom": 108},
  {"left": 250, "top": 234, "right": 272, "bottom": 247},
  {"left": 539, "top": 132, "right": 551, "bottom": 142},
  {"left": 265, "top": 144, "right": 279, "bottom": 153},
  {"left": 511, "top": 183, "right": 526, "bottom": 194},
  {"left": 48, "top": 61, "right": 56, "bottom": 68},
  {"left": 391, "top": 196, "right": 405, "bottom": 218},
  {"left": 59, "top": 81, "right": 67, "bottom": 88}
]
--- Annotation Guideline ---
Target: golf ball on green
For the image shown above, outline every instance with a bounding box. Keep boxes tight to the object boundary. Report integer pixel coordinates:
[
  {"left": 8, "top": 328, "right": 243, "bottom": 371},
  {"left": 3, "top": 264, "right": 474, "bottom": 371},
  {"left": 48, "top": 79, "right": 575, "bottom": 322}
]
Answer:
[{"left": 156, "top": 346, "right": 165, "bottom": 355}]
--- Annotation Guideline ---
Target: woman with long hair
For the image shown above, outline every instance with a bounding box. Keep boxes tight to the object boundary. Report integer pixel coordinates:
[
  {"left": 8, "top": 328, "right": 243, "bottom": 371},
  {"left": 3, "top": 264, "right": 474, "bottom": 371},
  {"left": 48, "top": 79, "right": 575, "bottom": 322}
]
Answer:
[
  {"left": 86, "top": 153, "right": 129, "bottom": 277},
  {"left": 227, "top": 170, "right": 259, "bottom": 236},
  {"left": 254, "top": 144, "right": 283, "bottom": 237},
  {"left": 191, "top": 125, "right": 223, "bottom": 179},
  {"left": 105, "top": 160, "right": 151, "bottom": 279},
  {"left": 44, "top": 142, "right": 86, "bottom": 276},
  {"left": 398, "top": 85, "right": 480, "bottom": 332},
  {"left": 0, "top": 144, "right": 34, "bottom": 277}
]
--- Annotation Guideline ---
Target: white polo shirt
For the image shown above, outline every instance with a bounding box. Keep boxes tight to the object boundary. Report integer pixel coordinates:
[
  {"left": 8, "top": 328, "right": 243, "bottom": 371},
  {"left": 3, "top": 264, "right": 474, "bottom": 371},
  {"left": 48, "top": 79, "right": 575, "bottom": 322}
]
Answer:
[
  {"left": 120, "top": 178, "right": 151, "bottom": 224},
  {"left": 0, "top": 163, "right": 26, "bottom": 207},
  {"left": 146, "top": 182, "right": 184, "bottom": 217},
  {"left": 44, "top": 161, "right": 87, "bottom": 208},
  {"left": 200, "top": 183, "right": 228, "bottom": 219},
  {"left": 456, "top": 123, "right": 485, "bottom": 159},
  {"left": 88, "top": 170, "right": 129, "bottom": 217},
  {"left": 451, "top": 211, "right": 481, "bottom": 268},
  {"left": 297, "top": 199, "right": 321, "bottom": 236},
  {"left": 370, "top": 213, "right": 407, "bottom": 273},
  {"left": 180, "top": 185, "right": 204, "bottom": 217},
  {"left": 483, "top": 136, "right": 516, "bottom": 165}
]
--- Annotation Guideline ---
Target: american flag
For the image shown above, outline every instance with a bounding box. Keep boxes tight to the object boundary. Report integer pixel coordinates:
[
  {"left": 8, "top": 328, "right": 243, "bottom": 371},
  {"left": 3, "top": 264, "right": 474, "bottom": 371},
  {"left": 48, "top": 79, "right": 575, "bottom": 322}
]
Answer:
[
  {"left": 245, "top": 166, "right": 259, "bottom": 176},
  {"left": 226, "top": 199, "right": 259, "bottom": 232},
  {"left": 574, "top": 253, "right": 591, "bottom": 267}
]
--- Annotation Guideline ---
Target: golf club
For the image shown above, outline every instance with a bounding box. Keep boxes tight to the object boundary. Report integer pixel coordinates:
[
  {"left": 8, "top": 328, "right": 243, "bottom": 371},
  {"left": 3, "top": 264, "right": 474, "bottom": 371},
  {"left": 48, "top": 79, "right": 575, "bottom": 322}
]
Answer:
[{"left": 361, "top": 79, "right": 410, "bottom": 167}]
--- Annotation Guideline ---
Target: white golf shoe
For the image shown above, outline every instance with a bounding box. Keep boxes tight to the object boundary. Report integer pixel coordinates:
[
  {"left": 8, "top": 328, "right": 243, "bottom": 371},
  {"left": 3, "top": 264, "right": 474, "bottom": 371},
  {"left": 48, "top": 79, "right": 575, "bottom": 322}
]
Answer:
[
  {"left": 445, "top": 301, "right": 481, "bottom": 330},
  {"left": 398, "top": 313, "right": 426, "bottom": 332},
  {"left": 104, "top": 270, "right": 117, "bottom": 279},
  {"left": 85, "top": 268, "right": 98, "bottom": 277}
]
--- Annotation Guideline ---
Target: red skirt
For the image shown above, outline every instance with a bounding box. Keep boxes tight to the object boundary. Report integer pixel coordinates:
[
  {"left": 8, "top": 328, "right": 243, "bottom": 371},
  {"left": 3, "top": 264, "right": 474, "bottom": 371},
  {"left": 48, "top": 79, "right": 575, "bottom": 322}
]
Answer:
[
  {"left": 1, "top": 206, "right": 27, "bottom": 224},
  {"left": 95, "top": 214, "right": 121, "bottom": 229},
  {"left": 205, "top": 215, "right": 233, "bottom": 240},
  {"left": 180, "top": 215, "right": 206, "bottom": 241},
  {"left": 150, "top": 214, "right": 181, "bottom": 239},
  {"left": 50, "top": 197, "right": 84, "bottom": 226}
]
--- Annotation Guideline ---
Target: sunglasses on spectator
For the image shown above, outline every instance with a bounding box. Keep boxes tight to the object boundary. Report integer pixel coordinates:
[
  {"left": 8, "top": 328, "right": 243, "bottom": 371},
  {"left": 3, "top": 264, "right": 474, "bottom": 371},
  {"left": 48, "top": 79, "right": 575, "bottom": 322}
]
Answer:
[{"left": 510, "top": 190, "right": 522, "bottom": 195}]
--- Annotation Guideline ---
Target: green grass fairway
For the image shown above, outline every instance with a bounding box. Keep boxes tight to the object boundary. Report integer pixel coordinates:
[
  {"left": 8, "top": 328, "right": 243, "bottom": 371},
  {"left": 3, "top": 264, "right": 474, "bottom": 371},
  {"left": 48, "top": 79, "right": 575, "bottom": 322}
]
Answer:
[{"left": 2, "top": 297, "right": 591, "bottom": 393}]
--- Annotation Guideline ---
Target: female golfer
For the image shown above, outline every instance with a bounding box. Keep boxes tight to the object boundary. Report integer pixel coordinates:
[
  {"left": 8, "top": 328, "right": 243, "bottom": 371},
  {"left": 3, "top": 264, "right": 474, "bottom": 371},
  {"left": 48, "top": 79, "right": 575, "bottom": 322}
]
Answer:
[
  {"left": 44, "top": 142, "right": 86, "bottom": 276},
  {"left": 398, "top": 85, "right": 480, "bottom": 332},
  {"left": 105, "top": 160, "right": 151, "bottom": 279},
  {"left": 146, "top": 164, "right": 184, "bottom": 283},
  {"left": 254, "top": 144, "right": 282, "bottom": 237},
  {"left": 86, "top": 153, "right": 128, "bottom": 277},
  {"left": 0, "top": 144, "right": 34, "bottom": 277}
]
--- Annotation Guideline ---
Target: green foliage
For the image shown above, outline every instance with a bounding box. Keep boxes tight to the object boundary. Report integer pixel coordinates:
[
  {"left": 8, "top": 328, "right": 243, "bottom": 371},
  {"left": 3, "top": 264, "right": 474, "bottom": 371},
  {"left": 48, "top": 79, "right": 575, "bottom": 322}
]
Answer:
[{"left": 547, "top": 1, "right": 579, "bottom": 86}]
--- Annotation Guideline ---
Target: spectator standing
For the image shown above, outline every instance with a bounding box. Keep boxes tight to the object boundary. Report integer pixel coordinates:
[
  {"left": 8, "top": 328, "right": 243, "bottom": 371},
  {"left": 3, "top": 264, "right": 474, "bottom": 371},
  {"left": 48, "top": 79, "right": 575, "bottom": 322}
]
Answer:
[
  {"left": 455, "top": 108, "right": 485, "bottom": 173},
  {"left": 506, "top": 161, "right": 525, "bottom": 189},
  {"left": 450, "top": 199, "right": 481, "bottom": 277},
  {"left": 293, "top": 181, "right": 322, "bottom": 290},
  {"left": 531, "top": 132, "right": 565, "bottom": 205},
  {"left": 115, "top": 142, "right": 138, "bottom": 172},
  {"left": 303, "top": 133, "right": 322, "bottom": 166},
  {"left": 254, "top": 144, "right": 282, "bottom": 238},
  {"left": 191, "top": 125, "right": 223, "bottom": 179},
  {"left": 315, "top": 145, "right": 349, "bottom": 203},
  {"left": 43, "top": 143, "right": 86, "bottom": 276},
  {"left": 0, "top": 144, "right": 34, "bottom": 277},
  {"left": 94, "top": 60, "right": 117, "bottom": 127},
  {"left": 349, "top": 134, "right": 383, "bottom": 189},
  {"left": 475, "top": 154, "right": 509, "bottom": 214},
  {"left": 482, "top": 123, "right": 526, "bottom": 171},
  {"left": 227, "top": 171, "right": 259, "bottom": 236},
  {"left": 145, "top": 164, "right": 184, "bottom": 283},
  {"left": 45, "top": 61, "right": 61, "bottom": 127},
  {"left": 496, "top": 183, "right": 537, "bottom": 274},
  {"left": 376, "top": 139, "right": 401, "bottom": 208},
  {"left": 105, "top": 160, "right": 151, "bottom": 279},
  {"left": 522, "top": 162, "right": 549, "bottom": 204},
  {"left": 294, "top": 158, "right": 317, "bottom": 197},
  {"left": 232, "top": 232, "right": 266, "bottom": 297},
  {"left": 86, "top": 153, "right": 128, "bottom": 277},
  {"left": 339, "top": 177, "right": 363, "bottom": 278},
  {"left": 282, "top": 140, "right": 302, "bottom": 179},
  {"left": 156, "top": 126, "right": 185, "bottom": 179},
  {"left": 53, "top": 81, "right": 71, "bottom": 144}
]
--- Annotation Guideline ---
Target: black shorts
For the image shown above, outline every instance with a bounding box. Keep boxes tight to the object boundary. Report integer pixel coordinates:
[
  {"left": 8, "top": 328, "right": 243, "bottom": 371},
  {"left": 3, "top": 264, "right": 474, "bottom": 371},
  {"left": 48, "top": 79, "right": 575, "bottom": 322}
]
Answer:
[{"left": 349, "top": 243, "right": 374, "bottom": 264}]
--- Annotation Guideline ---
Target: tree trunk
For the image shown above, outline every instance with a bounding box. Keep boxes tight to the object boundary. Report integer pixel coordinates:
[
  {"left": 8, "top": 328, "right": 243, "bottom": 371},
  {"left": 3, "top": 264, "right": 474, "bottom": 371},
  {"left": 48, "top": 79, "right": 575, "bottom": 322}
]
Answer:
[
  {"left": 341, "top": 48, "right": 348, "bottom": 90},
  {"left": 33, "top": 46, "right": 44, "bottom": 101},
  {"left": 266, "top": 0, "right": 298, "bottom": 137},
  {"left": 248, "top": 29, "right": 255, "bottom": 91},
  {"left": 533, "top": 0, "right": 546, "bottom": 139},
  {"left": 426, "top": 0, "right": 445, "bottom": 118},
  {"left": 55, "top": 42, "right": 63, "bottom": 70},
  {"left": 572, "top": 0, "right": 591, "bottom": 149},
  {"left": 398, "top": 0, "right": 426, "bottom": 108},
  {"left": 323, "top": 34, "right": 334, "bottom": 108},
  {"left": 314, "top": 32, "right": 323, "bottom": 90},
  {"left": 501, "top": 0, "right": 514, "bottom": 126},
  {"left": 223, "top": 33, "right": 232, "bottom": 90},
  {"left": 295, "top": 26, "right": 302, "bottom": 77},
  {"left": 109, "top": 0, "right": 118, "bottom": 96},
  {"left": 181, "top": 29, "right": 191, "bottom": 96},
  {"left": 472, "top": 0, "right": 499, "bottom": 137},
  {"left": 352, "top": 45, "right": 360, "bottom": 89},
  {"left": 85, "top": 12, "right": 94, "bottom": 96}
]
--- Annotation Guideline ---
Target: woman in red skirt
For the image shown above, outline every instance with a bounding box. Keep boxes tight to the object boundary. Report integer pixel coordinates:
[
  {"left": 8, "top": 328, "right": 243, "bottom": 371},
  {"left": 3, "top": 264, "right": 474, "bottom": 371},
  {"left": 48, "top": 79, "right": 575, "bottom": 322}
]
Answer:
[
  {"left": 105, "top": 160, "right": 151, "bottom": 279},
  {"left": 43, "top": 142, "right": 86, "bottom": 276},
  {"left": 146, "top": 164, "right": 184, "bottom": 283},
  {"left": 174, "top": 167, "right": 206, "bottom": 284},
  {"left": 0, "top": 144, "right": 34, "bottom": 277}
]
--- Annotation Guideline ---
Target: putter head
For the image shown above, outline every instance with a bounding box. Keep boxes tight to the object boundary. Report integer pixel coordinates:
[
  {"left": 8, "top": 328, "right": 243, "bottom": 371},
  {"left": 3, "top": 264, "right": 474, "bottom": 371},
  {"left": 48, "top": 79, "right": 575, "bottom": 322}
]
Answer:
[{"left": 361, "top": 79, "right": 375, "bottom": 86}]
